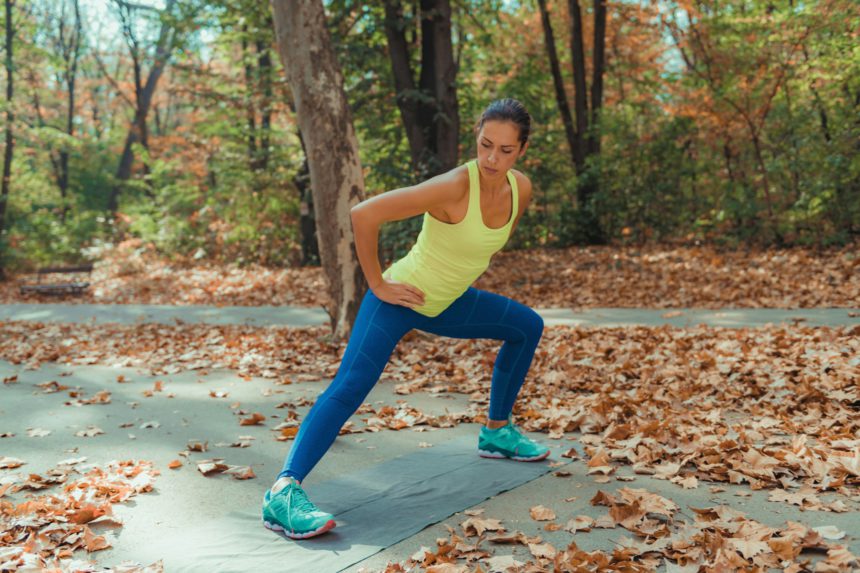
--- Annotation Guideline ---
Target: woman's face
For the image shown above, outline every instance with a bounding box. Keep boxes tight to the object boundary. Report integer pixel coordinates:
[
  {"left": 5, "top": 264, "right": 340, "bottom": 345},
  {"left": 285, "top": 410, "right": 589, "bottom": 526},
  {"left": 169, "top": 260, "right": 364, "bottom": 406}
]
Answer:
[{"left": 476, "top": 120, "right": 528, "bottom": 180}]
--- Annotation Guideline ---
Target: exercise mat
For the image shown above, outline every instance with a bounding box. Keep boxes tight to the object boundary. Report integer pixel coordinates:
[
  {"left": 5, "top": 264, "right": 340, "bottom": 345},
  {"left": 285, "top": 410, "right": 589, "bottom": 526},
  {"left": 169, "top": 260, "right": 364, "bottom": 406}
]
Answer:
[{"left": 168, "top": 436, "right": 558, "bottom": 572}]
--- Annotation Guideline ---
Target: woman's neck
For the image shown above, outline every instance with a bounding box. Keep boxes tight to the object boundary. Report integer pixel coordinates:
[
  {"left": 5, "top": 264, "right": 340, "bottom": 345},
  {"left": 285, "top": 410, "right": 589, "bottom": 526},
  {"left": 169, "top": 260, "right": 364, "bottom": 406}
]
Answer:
[{"left": 477, "top": 169, "right": 507, "bottom": 196}]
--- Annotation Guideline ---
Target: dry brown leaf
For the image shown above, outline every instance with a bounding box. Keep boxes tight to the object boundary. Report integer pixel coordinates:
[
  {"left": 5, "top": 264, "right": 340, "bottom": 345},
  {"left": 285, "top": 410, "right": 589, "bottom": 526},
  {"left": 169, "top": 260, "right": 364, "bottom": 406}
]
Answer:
[
  {"left": 529, "top": 505, "right": 556, "bottom": 521},
  {"left": 196, "top": 459, "right": 228, "bottom": 476},
  {"left": 0, "top": 456, "right": 24, "bottom": 469},
  {"left": 528, "top": 542, "right": 557, "bottom": 559},
  {"left": 240, "top": 412, "right": 266, "bottom": 426},
  {"left": 461, "top": 517, "right": 505, "bottom": 536}
]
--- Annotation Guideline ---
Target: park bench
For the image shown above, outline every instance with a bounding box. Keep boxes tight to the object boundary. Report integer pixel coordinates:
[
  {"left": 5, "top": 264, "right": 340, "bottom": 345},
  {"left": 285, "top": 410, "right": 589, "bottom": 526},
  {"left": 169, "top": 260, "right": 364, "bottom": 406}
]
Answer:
[{"left": 18, "top": 264, "right": 94, "bottom": 296}]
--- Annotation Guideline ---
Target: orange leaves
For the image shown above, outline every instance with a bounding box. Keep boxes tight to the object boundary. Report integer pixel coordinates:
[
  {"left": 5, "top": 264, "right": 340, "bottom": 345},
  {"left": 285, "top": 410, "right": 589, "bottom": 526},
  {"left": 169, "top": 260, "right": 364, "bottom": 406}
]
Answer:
[
  {"left": 186, "top": 440, "right": 208, "bottom": 452},
  {"left": 196, "top": 459, "right": 229, "bottom": 475},
  {"left": 67, "top": 504, "right": 109, "bottom": 525},
  {"left": 0, "top": 459, "right": 157, "bottom": 567},
  {"left": 142, "top": 380, "right": 164, "bottom": 397},
  {"left": 275, "top": 426, "right": 299, "bottom": 441},
  {"left": 0, "top": 457, "right": 24, "bottom": 469},
  {"left": 239, "top": 412, "right": 266, "bottom": 426},
  {"left": 478, "top": 245, "right": 860, "bottom": 309},
  {"left": 195, "top": 458, "right": 256, "bottom": 480},
  {"left": 36, "top": 380, "right": 68, "bottom": 393},
  {"left": 585, "top": 448, "right": 614, "bottom": 476},
  {"left": 223, "top": 465, "right": 256, "bottom": 480},
  {"left": 528, "top": 505, "right": 556, "bottom": 521},
  {"left": 460, "top": 517, "right": 505, "bottom": 536}
]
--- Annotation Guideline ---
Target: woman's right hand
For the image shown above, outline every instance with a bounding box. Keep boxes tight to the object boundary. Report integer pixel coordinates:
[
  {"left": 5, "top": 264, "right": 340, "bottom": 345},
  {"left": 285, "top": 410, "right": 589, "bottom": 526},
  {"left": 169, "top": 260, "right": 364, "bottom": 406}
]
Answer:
[{"left": 371, "top": 280, "right": 426, "bottom": 309}]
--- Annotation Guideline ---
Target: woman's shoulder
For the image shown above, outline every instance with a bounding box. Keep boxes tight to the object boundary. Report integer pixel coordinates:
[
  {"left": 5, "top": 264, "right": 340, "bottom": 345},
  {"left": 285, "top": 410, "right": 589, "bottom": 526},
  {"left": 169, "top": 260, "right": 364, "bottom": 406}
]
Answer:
[
  {"left": 426, "top": 163, "right": 471, "bottom": 196},
  {"left": 509, "top": 169, "right": 533, "bottom": 197}
]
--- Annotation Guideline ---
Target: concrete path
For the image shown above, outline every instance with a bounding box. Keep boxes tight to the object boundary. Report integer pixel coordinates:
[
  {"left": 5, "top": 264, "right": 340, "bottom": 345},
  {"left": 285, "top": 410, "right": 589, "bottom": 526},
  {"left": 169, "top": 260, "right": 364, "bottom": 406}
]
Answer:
[
  {"left": 1, "top": 359, "right": 858, "bottom": 572},
  {"left": 2, "top": 303, "right": 858, "bottom": 328},
  {"left": 2, "top": 304, "right": 858, "bottom": 570}
]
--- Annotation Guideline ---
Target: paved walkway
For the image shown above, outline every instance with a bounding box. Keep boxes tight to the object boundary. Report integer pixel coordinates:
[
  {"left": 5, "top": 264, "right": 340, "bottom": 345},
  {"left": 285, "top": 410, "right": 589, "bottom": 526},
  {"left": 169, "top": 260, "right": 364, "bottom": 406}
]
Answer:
[
  {"left": 2, "top": 302, "right": 858, "bottom": 570},
  {"left": 1, "top": 359, "right": 857, "bottom": 572},
  {"left": 2, "top": 303, "right": 858, "bottom": 328}
]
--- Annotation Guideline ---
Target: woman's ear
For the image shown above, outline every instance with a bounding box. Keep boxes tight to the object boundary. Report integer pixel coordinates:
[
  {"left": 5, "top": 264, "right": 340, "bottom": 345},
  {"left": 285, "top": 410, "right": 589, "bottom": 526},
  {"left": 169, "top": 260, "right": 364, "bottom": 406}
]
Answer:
[{"left": 518, "top": 141, "right": 529, "bottom": 157}]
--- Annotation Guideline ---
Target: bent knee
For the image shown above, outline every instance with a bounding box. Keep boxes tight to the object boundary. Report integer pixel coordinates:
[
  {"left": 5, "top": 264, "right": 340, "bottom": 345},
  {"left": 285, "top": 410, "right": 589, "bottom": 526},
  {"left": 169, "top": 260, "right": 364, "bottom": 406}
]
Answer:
[
  {"left": 508, "top": 304, "right": 543, "bottom": 342},
  {"left": 527, "top": 310, "right": 544, "bottom": 341}
]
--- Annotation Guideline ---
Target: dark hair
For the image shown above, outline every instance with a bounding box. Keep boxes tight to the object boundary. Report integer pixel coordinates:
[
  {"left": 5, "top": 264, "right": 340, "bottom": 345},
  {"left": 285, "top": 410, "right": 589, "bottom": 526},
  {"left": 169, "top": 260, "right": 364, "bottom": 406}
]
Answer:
[{"left": 474, "top": 98, "right": 531, "bottom": 147}]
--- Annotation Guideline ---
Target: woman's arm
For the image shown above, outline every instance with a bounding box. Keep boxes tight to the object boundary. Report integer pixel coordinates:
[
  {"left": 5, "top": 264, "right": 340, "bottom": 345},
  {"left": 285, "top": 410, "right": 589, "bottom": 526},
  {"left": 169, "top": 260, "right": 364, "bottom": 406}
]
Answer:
[{"left": 350, "top": 167, "right": 467, "bottom": 308}]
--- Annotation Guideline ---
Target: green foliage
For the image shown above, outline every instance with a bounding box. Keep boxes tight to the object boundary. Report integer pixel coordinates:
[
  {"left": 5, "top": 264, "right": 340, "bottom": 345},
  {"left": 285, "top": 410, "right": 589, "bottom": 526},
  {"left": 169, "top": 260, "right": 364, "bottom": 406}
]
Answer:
[{"left": 4, "top": 0, "right": 858, "bottom": 276}]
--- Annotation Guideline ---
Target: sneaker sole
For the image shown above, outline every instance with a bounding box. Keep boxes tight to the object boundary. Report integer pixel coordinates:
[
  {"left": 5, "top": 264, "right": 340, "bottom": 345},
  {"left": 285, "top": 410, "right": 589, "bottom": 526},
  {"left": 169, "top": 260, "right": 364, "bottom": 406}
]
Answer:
[
  {"left": 263, "top": 518, "right": 336, "bottom": 539},
  {"left": 478, "top": 448, "right": 550, "bottom": 462}
]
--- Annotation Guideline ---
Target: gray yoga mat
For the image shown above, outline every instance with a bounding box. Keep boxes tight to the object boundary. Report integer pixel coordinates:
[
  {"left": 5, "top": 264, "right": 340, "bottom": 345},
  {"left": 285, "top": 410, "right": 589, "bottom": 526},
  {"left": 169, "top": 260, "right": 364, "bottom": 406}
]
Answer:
[{"left": 171, "top": 436, "right": 558, "bottom": 573}]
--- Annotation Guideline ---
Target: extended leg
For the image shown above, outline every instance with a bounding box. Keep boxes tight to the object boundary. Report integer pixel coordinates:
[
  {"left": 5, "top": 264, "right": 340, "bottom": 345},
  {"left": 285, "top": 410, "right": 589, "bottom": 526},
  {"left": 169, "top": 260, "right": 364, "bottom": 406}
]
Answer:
[{"left": 279, "top": 291, "right": 418, "bottom": 482}]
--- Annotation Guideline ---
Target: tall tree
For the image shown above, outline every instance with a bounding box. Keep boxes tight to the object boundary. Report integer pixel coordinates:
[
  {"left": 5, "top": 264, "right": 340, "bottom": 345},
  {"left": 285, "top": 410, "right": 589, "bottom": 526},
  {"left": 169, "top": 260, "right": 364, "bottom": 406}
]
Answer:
[
  {"left": 0, "top": 0, "right": 16, "bottom": 279},
  {"left": 238, "top": 5, "right": 274, "bottom": 173},
  {"left": 40, "top": 0, "right": 83, "bottom": 220},
  {"left": 537, "top": 0, "right": 577, "bottom": 166},
  {"left": 664, "top": 1, "right": 814, "bottom": 242},
  {"left": 271, "top": 0, "right": 366, "bottom": 339},
  {"left": 538, "top": 0, "right": 609, "bottom": 241},
  {"left": 107, "top": 0, "right": 178, "bottom": 213},
  {"left": 383, "top": 0, "right": 459, "bottom": 178}
]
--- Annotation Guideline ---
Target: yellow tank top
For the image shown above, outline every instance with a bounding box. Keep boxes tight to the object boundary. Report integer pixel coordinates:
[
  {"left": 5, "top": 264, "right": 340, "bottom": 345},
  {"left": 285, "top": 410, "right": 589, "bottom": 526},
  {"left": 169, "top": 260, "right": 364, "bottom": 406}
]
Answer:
[{"left": 382, "top": 159, "right": 519, "bottom": 317}]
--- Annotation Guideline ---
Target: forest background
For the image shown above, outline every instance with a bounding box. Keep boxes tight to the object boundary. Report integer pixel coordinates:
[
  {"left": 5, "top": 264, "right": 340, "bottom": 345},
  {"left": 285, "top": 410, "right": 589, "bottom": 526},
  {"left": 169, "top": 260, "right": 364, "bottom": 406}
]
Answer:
[{"left": 0, "top": 0, "right": 858, "bottom": 279}]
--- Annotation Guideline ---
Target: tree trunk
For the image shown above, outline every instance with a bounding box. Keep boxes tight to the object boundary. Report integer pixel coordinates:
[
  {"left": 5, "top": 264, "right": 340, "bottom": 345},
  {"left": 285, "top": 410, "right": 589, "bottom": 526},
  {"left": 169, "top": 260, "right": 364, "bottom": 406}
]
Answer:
[
  {"left": 256, "top": 35, "right": 273, "bottom": 171},
  {"left": 271, "top": 0, "right": 366, "bottom": 339},
  {"left": 295, "top": 132, "right": 318, "bottom": 266},
  {"left": 59, "top": 0, "right": 82, "bottom": 222},
  {"left": 0, "top": 0, "right": 15, "bottom": 280},
  {"left": 561, "top": 0, "right": 607, "bottom": 243},
  {"left": 589, "top": 0, "right": 607, "bottom": 157},
  {"left": 568, "top": 0, "right": 589, "bottom": 176},
  {"left": 383, "top": 1, "right": 428, "bottom": 174},
  {"left": 242, "top": 27, "right": 258, "bottom": 170},
  {"left": 422, "top": 0, "right": 458, "bottom": 173},
  {"left": 383, "top": 0, "right": 458, "bottom": 178},
  {"left": 536, "top": 0, "right": 577, "bottom": 166},
  {"left": 108, "top": 0, "right": 176, "bottom": 213}
]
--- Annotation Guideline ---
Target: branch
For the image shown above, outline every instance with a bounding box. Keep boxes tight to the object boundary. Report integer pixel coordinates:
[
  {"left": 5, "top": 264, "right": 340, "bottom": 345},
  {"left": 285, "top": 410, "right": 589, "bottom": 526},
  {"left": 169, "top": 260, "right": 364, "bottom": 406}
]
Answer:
[
  {"left": 112, "top": 0, "right": 160, "bottom": 13},
  {"left": 93, "top": 51, "right": 135, "bottom": 108}
]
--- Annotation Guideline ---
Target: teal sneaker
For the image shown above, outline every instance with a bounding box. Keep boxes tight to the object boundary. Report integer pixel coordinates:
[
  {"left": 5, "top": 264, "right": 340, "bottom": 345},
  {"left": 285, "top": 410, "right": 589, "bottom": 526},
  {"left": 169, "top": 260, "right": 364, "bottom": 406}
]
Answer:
[
  {"left": 262, "top": 482, "right": 336, "bottom": 539},
  {"left": 478, "top": 422, "right": 550, "bottom": 462}
]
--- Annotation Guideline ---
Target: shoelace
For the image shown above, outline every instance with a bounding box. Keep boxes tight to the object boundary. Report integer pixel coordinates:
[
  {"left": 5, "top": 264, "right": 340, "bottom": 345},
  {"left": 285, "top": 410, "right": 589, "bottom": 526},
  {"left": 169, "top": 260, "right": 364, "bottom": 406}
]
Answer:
[
  {"left": 283, "top": 485, "right": 317, "bottom": 529},
  {"left": 286, "top": 486, "right": 317, "bottom": 513},
  {"left": 506, "top": 423, "right": 526, "bottom": 441}
]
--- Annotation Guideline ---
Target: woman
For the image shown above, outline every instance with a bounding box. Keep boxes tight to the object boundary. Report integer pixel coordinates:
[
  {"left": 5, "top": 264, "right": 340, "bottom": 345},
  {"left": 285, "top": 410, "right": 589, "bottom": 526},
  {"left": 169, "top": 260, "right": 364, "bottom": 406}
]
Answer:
[{"left": 262, "top": 98, "right": 548, "bottom": 539}]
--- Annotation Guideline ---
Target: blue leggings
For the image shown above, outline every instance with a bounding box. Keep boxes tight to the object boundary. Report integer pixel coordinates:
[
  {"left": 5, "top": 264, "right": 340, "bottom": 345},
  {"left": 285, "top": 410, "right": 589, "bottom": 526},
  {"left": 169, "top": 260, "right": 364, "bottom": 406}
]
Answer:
[{"left": 279, "top": 287, "right": 544, "bottom": 482}]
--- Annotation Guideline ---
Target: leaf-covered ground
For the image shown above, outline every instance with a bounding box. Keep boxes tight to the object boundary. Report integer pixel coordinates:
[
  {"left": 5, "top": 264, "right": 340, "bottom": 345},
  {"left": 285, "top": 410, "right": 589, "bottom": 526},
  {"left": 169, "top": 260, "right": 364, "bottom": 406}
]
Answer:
[
  {"left": 2, "top": 242, "right": 858, "bottom": 571},
  {"left": 1, "top": 317, "right": 857, "bottom": 570},
  {"left": 4, "top": 242, "right": 858, "bottom": 308}
]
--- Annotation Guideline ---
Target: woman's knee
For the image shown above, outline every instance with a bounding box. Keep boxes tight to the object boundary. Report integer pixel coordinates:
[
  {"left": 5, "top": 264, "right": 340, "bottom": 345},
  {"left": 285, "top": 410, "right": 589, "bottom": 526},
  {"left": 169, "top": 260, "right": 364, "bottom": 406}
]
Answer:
[
  {"left": 526, "top": 308, "right": 544, "bottom": 342},
  {"left": 511, "top": 303, "right": 543, "bottom": 341}
]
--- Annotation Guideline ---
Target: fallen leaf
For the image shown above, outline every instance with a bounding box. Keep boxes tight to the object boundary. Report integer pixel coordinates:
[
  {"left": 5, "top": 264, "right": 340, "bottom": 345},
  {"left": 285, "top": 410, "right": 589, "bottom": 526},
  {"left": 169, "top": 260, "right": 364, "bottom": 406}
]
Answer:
[
  {"left": 461, "top": 516, "right": 505, "bottom": 536},
  {"left": 528, "top": 541, "right": 557, "bottom": 559},
  {"left": 813, "top": 525, "right": 846, "bottom": 540},
  {"left": 240, "top": 412, "right": 266, "bottom": 426},
  {"left": 27, "top": 427, "right": 51, "bottom": 438},
  {"left": 75, "top": 426, "right": 104, "bottom": 437},
  {"left": 224, "top": 465, "right": 256, "bottom": 480},
  {"left": 197, "top": 459, "right": 228, "bottom": 476},
  {"left": 0, "top": 456, "right": 24, "bottom": 469},
  {"left": 529, "top": 505, "right": 556, "bottom": 521}
]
